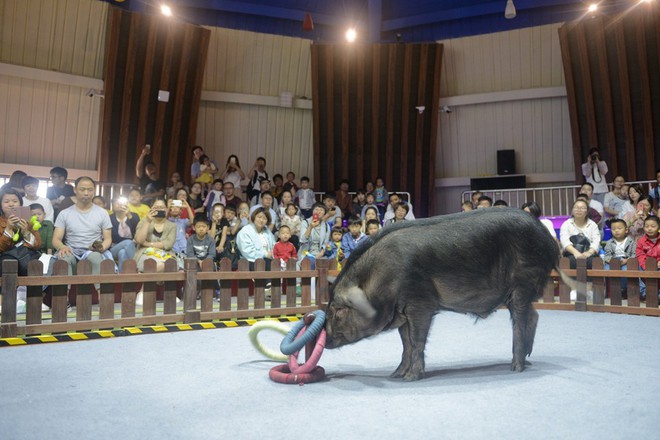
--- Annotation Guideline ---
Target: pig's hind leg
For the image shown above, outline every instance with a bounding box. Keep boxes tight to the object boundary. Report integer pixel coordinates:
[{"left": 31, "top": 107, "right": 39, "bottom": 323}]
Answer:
[
  {"left": 507, "top": 291, "right": 538, "bottom": 372},
  {"left": 390, "top": 304, "right": 434, "bottom": 381}
]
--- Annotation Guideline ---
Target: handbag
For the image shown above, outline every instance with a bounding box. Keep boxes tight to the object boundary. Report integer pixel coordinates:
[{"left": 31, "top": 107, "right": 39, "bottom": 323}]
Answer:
[{"left": 568, "top": 233, "right": 591, "bottom": 254}]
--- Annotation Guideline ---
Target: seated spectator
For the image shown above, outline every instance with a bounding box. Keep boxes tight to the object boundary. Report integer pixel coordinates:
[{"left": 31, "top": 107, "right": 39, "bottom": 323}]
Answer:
[
  {"left": 335, "top": 179, "right": 352, "bottom": 219},
  {"left": 133, "top": 198, "right": 176, "bottom": 272},
  {"left": 385, "top": 202, "right": 410, "bottom": 226},
  {"left": 30, "top": 203, "right": 54, "bottom": 255},
  {"left": 52, "top": 177, "right": 114, "bottom": 278},
  {"left": 283, "top": 171, "right": 298, "bottom": 195},
  {"left": 272, "top": 174, "right": 285, "bottom": 202},
  {"left": 172, "top": 189, "right": 195, "bottom": 220},
  {"left": 236, "top": 207, "right": 275, "bottom": 270},
  {"left": 277, "top": 190, "right": 298, "bottom": 222},
  {"left": 298, "top": 203, "right": 331, "bottom": 269},
  {"left": 471, "top": 191, "right": 483, "bottom": 208},
  {"left": 361, "top": 206, "right": 381, "bottom": 233},
  {"left": 251, "top": 178, "right": 278, "bottom": 212},
  {"left": 222, "top": 181, "right": 243, "bottom": 211},
  {"left": 280, "top": 203, "right": 302, "bottom": 249},
  {"left": 603, "top": 218, "right": 634, "bottom": 297},
  {"left": 127, "top": 188, "right": 150, "bottom": 220},
  {"left": 579, "top": 183, "right": 604, "bottom": 224},
  {"left": 650, "top": 169, "right": 660, "bottom": 210},
  {"left": 365, "top": 219, "right": 381, "bottom": 236},
  {"left": 476, "top": 195, "right": 493, "bottom": 209},
  {"left": 92, "top": 195, "right": 108, "bottom": 212},
  {"left": 22, "top": 176, "right": 54, "bottom": 222},
  {"left": 521, "top": 201, "right": 556, "bottom": 239},
  {"left": 620, "top": 183, "right": 644, "bottom": 221},
  {"left": 341, "top": 215, "right": 367, "bottom": 260},
  {"left": 352, "top": 190, "right": 367, "bottom": 217},
  {"left": 1, "top": 189, "right": 42, "bottom": 275},
  {"left": 165, "top": 171, "right": 188, "bottom": 200},
  {"left": 493, "top": 200, "right": 508, "bottom": 207},
  {"left": 383, "top": 193, "right": 415, "bottom": 222},
  {"left": 604, "top": 176, "right": 627, "bottom": 220},
  {"left": 461, "top": 201, "right": 473, "bottom": 212},
  {"left": 635, "top": 216, "right": 660, "bottom": 301},
  {"left": 559, "top": 199, "right": 601, "bottom": 269},
  {"left": 1, "top": 170, "right": 27, "bottom": 197},
  {"left": 374, "top": 177, "right": 389, "bottom": 218},
  {"left": 360, "top": 193, "right": 379, "bottom": 219},
  {"left": 322, "top": 193, "right": 342, "bottom": 229},
  {"left": 188, "top": 182, "right": 206, "bottom": 214},
  {"left": 624, "top": 195, "right": 655, "bottom": 242},
  {"left": 204, "top": 178, "right": 226, "bottom": 218},
  {"left": 237, "top": 201, "right": 251, "bottom": 229},
  {"left": 187, "top": 215, "right": 216, "bottom": 266},
  {"left": 219, "top": 155, "right": 246, "bottom": 200},
  {"left": 576, "top": 193, "right": 602, "bottom": 225},
  {"left": 250, "top": 192, "right": 279, "bottom": 232},
  {"left": 109, "top": 197, "right": 138, "bottom": 272},
  {"left": 47, "top": 167, "right": 75, "bottom": 218}
]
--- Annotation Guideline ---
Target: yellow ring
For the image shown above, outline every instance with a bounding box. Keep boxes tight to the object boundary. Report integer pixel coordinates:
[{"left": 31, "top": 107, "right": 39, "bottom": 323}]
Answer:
[{"left": 248, "top": 320, "right": 291, "bottom": 361}]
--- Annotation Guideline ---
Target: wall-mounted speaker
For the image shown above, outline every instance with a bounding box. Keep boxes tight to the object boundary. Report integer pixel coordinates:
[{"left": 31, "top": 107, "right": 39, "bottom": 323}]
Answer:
[{"left": 497, "top": 149, "right": 516, "bottom": 175}]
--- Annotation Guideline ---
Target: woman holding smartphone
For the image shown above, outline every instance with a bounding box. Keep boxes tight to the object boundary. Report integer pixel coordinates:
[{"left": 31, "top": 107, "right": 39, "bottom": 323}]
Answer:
[
  {"left": 0, "top": 189, "right": 42, "bottom": 276},
  {"left": 133, "top": 198, "right": 176, "bottom": 272},
  {"left": 220, "top": 155, "right": 246, "bottom": 199}
]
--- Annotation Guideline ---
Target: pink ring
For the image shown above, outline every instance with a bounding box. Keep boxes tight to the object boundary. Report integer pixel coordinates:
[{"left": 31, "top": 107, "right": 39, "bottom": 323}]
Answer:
[
  {"left": 269, "top": 364, "right": 326, "bottom": 384},
  {"left": 288, "top": 328, "right": 327, "bottom": 374}
]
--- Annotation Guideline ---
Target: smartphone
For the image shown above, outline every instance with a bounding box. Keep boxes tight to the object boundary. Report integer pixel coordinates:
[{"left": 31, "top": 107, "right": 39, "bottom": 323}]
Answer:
[
  {"left": 154, "top": 210, "right": 166, "bottom": 218},
  {"left": 230, "top": 157, "right": 236, "bottom": 164},
  {"left": 172, "top": 200, "right": 183, "bottom": 207},
  {"left": 10, "top": 206, "right": 32, "bottom": 221},
  {"left": 145, "top": 144, "right": 151, "bottom": 153},
  {"left": 117, "top": 197, "right": 128, "bottom": 205}
]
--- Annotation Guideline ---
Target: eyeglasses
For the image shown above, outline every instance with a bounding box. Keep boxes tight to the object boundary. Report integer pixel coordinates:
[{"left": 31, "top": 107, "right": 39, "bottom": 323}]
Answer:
[{"left": 574, "top": 206, "right": 588, "bottom": 210}]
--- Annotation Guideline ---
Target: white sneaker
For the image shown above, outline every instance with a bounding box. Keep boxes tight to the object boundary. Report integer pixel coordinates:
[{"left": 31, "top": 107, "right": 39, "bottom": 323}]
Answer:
[
  {"left": 570, "top": 290, "right": 577, "bottom": 301},
  {"left": 136, "top": 292, "right": 143, "bottom": 306}
]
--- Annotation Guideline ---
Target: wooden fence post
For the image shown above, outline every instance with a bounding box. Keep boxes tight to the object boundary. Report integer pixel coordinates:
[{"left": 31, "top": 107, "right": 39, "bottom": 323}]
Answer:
[
  {"left": 163, "top": 259, "right": 179, "bottom": 315},
  {"left": 200, "top": 258, "right": 215, "bottom": 313},
  {"left": 592, "top": 257, "right": 605, "bottom": 305},
  {"left": 627, "top": 258, "right": 640, "bottom": 307},
  {"left": 253, "top": 259, "right": 266, "bottom": 310},
  {"left": 26, "top": 260, "right": 44, "bottom": 325},
  {"left": 575, "top": 257, "right": 587, "bottom": 311},
  {"left": 51, "top": 260, "right": 69, "bottom": 323},
  {"left": 183, "top": 258, "right": 199, "bottom": 323},
  {"left": 217, "top": 258, "right": 232, "bottom": 312},
  {"left": 559, "top": 257, "right": 571, "bottom": 303},
  {"left": 76, "top": 260, "right": 93, "bottom": 321},
  {"left": 1, "top": 260, "right": 18, "bottom": 338},
  {"left": 142, "top": 259, "right": 158, "bottom": 317},
  {"left": 316, "top": 258, "right": 330, "bottom": 306},
  {"left": 646, "top": 258, "right": 659, "bottom": 308},
  {"left": 99, "top": 260, "right": 116, "bottom": 320},
  {"left": 609, "top": 258, "right": 623, "bottom": 306}
]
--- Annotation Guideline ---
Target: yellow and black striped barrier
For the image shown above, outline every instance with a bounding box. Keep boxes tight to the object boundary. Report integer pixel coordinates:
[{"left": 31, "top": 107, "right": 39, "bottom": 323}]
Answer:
[{"left": 0, "top": 316, "right": 302, "bottom": 347}]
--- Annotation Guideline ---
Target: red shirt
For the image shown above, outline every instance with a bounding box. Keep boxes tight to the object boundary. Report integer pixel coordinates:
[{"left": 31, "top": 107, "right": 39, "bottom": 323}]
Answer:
[
  {"left": 273, "top": 241, "right": 297, "bottom": 261},
  {"left": 635, "top": 234, "right": 660, "bottom": 270}
]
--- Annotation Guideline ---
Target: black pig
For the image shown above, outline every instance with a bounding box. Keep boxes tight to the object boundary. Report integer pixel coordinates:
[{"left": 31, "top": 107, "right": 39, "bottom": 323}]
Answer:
[{"left": 324, "top": 208, "right": 559, "bottom": 381}]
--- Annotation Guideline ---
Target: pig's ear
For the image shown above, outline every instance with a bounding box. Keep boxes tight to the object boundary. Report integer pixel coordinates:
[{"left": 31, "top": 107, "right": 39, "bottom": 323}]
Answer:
[{"left": 346, "top": 286, "right": 377, "bottom": 319}]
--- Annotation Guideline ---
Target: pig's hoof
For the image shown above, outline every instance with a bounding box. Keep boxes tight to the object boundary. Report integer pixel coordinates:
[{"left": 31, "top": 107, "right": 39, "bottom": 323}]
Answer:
[
  {"left": 390, "top": 364, "right": 408, "bottom": 378},
  {"left": 402, "top": 370, "right": 424, "bottom": 381},
  {"left": 511, "top": 361, "right": 525, "bottom": 372}
]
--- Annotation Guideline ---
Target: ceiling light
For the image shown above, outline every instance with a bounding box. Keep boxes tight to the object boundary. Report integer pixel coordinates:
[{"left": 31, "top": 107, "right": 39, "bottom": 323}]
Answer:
[
  {"left": 345, "top": 28, "right": 357, "bottom": 43},
  {"left": 161, "top": 4, "right": 173, "bottom": 17},
  {"left": 505, "top": 0, "right": 516, "bottom": 19},
  {"left": 588, "top": 3, "right": 598, "bottom": 13}
]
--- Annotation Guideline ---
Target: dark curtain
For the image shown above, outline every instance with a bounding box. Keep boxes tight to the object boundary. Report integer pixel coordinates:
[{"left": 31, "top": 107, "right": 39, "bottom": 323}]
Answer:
[
  {"left": 311, "top": 43, "right": 443, "bottom": 218},
  {"left": 99, "top": 7, "right": 210, "bottom": 184},
  {"left": 559, "top": 6, "right": 660, "bottom": 181}
]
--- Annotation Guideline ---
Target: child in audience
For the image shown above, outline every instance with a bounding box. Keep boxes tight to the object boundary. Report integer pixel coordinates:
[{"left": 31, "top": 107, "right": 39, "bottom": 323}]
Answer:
[
  {"left": 603, "top": 218, "right": 635, "bottom": 297},
  {"left": 216, "top": 205, "right": 241, "bottom": 269},
  {"left": 341, "top": 215, "right": 367, "bottom": 260},
  {"left": 365, "top": 219, "right": 381, "bottom": 236},
  {"left": 360, "top": 193, "right": 379, "bottom": 219},
  {"left": 361, "top": 206, "right": 381, "bottom": 233},
  {"left": 92, "top": 196, "right": 108, "bottom": 211},
  {"left": 635, "top": 216, "right": 660, "bottom": 301},
  {"left": 283, "top": 171, "right": 298, "bottom": 195},
  {"left": 22, "top": 176, "right": 54, "bottom": 222},
  {"left": 352, "top": 190, "right": 367, "bottom": 217},
  {"left": 461, "top": 201, "right": 473, "bottom": 212},
  {"left": 204, "top": 179, "right": 226, "bottom": 218},
  {"left": 272, "top": 174, "right": 285, "bottom": 201},
  {"left": 295, "top": 176, "right": 315, "bottom": 219},
  {"left": 280, "top": 203, "right": 302, "bottom": 249},
  {"left": 273, "top": 225, "right": 297, "bottom": 269},
  {"left": 238, "top": 201, "right": 251, "bottom": 229},
  {"left": 168, "top": 199, "right": 191, "bottom": 259},
  {"left": 209, "top": 203, "right": 229, "bottom": 259},
  {"left": 374, "top": 177, "right": 388, "bottom": 218},
  {"left": 30, "top": 203, "right": 54, "bottom": 255},
  {"left": 196, "top": 154, "right": 218, "bottom": 188},
  {"left": 128, "top": 188, "right": 150, "bottom": 219},
  {"left": 322, "top": 193, "right": 342, "bottom": 229},
  {"left": 324, "top": 226, "right": 345, "bottom": 270},
  {"left": 187, "top": 215, "right": 216, "bottom": 266}
]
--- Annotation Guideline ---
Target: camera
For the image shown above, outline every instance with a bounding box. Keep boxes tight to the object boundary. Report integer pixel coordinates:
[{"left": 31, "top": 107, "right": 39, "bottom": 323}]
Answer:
[
  {"left": 591, "top": 153, "right": 599, "bottom": 161},
  {"left": 154, "top": 210, "right": 166, "bottom": 218}
]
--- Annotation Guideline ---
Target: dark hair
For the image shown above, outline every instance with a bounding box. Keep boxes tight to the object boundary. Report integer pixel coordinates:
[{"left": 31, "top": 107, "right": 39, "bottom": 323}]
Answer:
[
  {"left": 521, "top": 201, "right": 542, "bottom": 218},
  {"left": 50, "top": 167, "right": 68, "bottom": 178},
  {"left": 256, "top": 156, "right": 266, "bottom": 164},
  {"left": 8, "top": 171, "right": 27, "bottom": 187},
  {"left": 222, "top": 182, "right": 234, "bottom": 189},
  {"left": 212, "top": 178, "right": 223, "bottom": 185},
  {"left": 628, "top": 184, "right": 645, "bottom": 199},
  {"left": 393, "top": 202, "right": 410, "bottom": 214},
  {"left": 493, "top": 199, "right": 508, "bottom": 207},
  {"left": 0, "top": 189, "right": 23, "bottom": 215},
  {"left": 576, "top": 193, "right": 589, "bottom": 202},
  {"left": 339, "top": 179, "right": 350, "bottom": 186},
  {"left": 279, "top": 225, "right": 291, "bottom": 233},
  {"left": 75, "top": 176, "right": 96, "bottom": 187},
  {"left": 260, "top": 191, "right": 273, "bottom": 201},
  {"left": 477, "top": 195, "right": 493, "bottom": 205},
  {"left": 355, "top": 189, "right": 366, "bottom": 196},
  {"left": 644, "top": 216, "right": 660, "bottom": 228},
  {"left": 93, "top": 195, "right": 106, "bottom": 207},
  {"left": 285, "top": 203, "right": 297, "bottom": 212},
  {"left": 366, "top": 192, "right": 375, "bottom": 200},
  {"left": 150, "top": 197, "right": 167, "bottom": 208},
  {"left": 300, "top": 176, "right": 310, "bottom": 183},
  {"left": 365, "top": 219, "right": 380, "bottom": 228},
  {"left": 226, "top": 155, "right": 241, "bottom": 167},
  {"left": 311, "top": 202, "right": 327, "bottom": 214},
  {"left": 331, "top": 226, "right": 344, "bottom": 235},
  {"left": 199, "top": 154, "right": 209, "bottom": 163},
  {"left": 211, "top": 203, "right": 225, "bottom": 211},
  {"left": 364, "top": 206, "right": 379, "bottom": 218},
  {"left": 251, "top": 207, "right": 272, "bottom": 224},
  {"left": 639, "top": 195, "right": 654, "bottom": 207},
  {"left": 347, "top": 215, "right": 362, "bottom": 227},
  {"left": 608, "top": 218, "right": 627, "bottom": 229},
  {"left": 580, "top": 182, "right": 594, "bottom": 190},
  {"left": 388, "top": 192, "right": 400, "bottom": 202},
  {"left": 21, "top": 176, "right": 39, "bottom": 188},
  {"left": 225, "top": 205, "right": 237, "bottom": 214},
  {"left": 29, "top": 203, "right": 45, "bottom": 212},
  {"left": 192, "top": 145, "right": 203, "bottom": 154},
  {"left": 193, "top": 214, "right": 210, "bottom": 226},
  {"left": 273, "top": 174, "right": 283, "bottom": 182},
  {"left": 323, "top": 192, "right": 336, "bottom": 201}
]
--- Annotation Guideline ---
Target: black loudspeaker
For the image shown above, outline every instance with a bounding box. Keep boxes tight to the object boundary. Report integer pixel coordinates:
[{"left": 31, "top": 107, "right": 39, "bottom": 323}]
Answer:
[{"left": 497, "top": 149, "right": 516, "bottom": 175}]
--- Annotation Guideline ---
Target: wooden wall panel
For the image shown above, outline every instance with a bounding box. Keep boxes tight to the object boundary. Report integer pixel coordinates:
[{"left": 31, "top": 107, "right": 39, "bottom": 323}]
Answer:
[
  {"left": 311, "top": 43, "right": 442, "bottom": 218},
  {"left": 99, "top": 7, "right": 210, "bottom": 183},
  {"left": 559, "top": 5, "right": 660, "bottom": 181}
]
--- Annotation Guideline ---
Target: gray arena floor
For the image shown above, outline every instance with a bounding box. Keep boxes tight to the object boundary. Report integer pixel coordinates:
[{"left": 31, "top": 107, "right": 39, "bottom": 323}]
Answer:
[{"left": 1, "top": 309, "right": 659, "bottom": 440}]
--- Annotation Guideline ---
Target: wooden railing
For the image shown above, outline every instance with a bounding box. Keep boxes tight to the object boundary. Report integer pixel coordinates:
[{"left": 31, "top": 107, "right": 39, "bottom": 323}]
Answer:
[
  {"left": 2, "top": 255, "right": 658, "bottom": 339},
  {"left": 0, "top": 258, "right": 336, "bottom": 338}
]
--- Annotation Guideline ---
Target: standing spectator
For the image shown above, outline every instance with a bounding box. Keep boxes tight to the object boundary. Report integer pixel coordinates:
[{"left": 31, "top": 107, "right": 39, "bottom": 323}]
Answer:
[
  {"left": 295, "top": 176, "right": 315, "bottom": 219},
  {"left": 167, "top": 199, "right": 192, "bottom": 259},
  {"left": 335, "top": 179, "right": 352, "bottom": 219},
  {"left": 204, "top": 179, "right": 226, "bottom": 218},
  {"left": 219, "top": 155, "right": 246, "bottom": 199},
  {"left": 280, "top": 203, "right": 302, "bottom": 249},
  {"left": 236, "top": 208, "right": 275, "bottom": 269},
  {"left": 22, "top": 176, "right": 54, "bottom": 222},
  {"left": 603, "top": 176, "right": 628, "bottom": 220},
  {"left": 247, "top": 157, "right": 269, "bottom": 204},
  {"left": 30, "top": 203, "right": 54, "bottom": 255},
  {"left": 109, "top": 197, "right": 138, "bottom": 272},
  {"left": 165, "top": 171, "right": 187, "bottom": 200},
  {"left": 222, "top": 181, "right": 243, "bottom": 211},
  {"left": 283, "top": 171, "right": 298, "bottom": 195},
  {"left": 135, "top": 144, "right": 166, "bottom": 204},
  {"left": 52, "top": 177, "right": 113, "bottom": 277},
  {"left": 190, "top": 145, "right": 219, "bottom": 182},
  {"left": 374, "top": 177, "right": 389, "bottom": 218},
  {"left": 581, "top": 147, "right": 608, "bottom": 206},
  {"left": 383, "top": 193, "right": 415, "bottom": 222},
  {"left": 559, "top": 199, "right": 601, "bottom": 270},
  {"left": 47, "top": 167, "right": 75, "bottom": 218},
  {"left": 209, "top": 204, "right": 229, "bottom": 258}
]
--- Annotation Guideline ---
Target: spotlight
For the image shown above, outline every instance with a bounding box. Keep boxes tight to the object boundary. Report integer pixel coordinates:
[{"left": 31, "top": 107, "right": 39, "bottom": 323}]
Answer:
[
  {"left": 587, "top": 3, "right": 598, "bottom": 13},
  {"left": 161, "top": 4, "right": 173, "bottom": 17},
  {"left": 345, "top": 28, "right": 357, "bottom": 43}
]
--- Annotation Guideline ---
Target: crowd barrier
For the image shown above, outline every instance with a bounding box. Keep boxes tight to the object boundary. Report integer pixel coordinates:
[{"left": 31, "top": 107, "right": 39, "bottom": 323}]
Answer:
[
  {"left": 1, "top": 256, "right": 658, "bottom": 339},
  {"left": 0, "top": 257, "right": 337, "bottom": 338}
]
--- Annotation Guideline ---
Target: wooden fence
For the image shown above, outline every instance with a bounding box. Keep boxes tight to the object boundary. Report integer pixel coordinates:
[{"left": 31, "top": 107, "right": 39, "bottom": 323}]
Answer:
[
  {"left": 1, "top": 255, "right": 659, "bottom": 339},
  {"left": 0, "top": 257, "right": 335, "bottom": 338}
]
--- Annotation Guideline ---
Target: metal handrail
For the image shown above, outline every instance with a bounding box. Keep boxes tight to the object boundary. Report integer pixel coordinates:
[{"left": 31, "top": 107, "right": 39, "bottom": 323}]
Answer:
[{"left": 462, "top": 179, "right": 657, "bottom": 217}]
